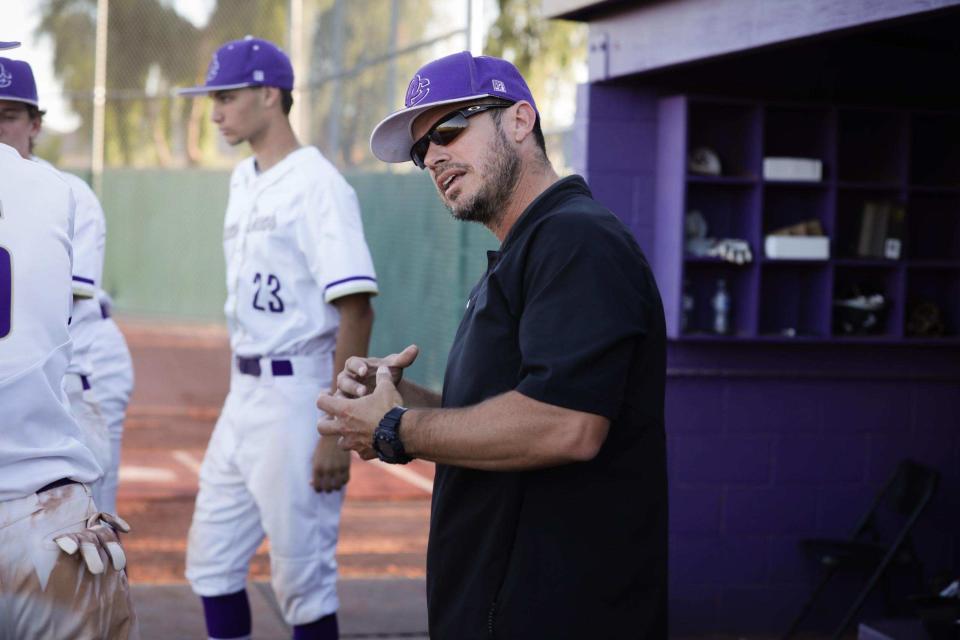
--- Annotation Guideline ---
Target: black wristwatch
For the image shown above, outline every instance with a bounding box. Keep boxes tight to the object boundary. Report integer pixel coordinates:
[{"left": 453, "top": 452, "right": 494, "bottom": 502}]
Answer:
[{"left": 373, "top": 406, "right": 412, "bottom": 464}]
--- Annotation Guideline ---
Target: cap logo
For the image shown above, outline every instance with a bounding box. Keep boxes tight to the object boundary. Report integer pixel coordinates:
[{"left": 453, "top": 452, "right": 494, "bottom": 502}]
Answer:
[
  {"left": 206, "top": 53, "right": 220, "bottom": 82},
  {"left": 253, "top": 70, "right": 264, "bottom": 82},
  {"left": 405, "top": 74, "right": 430, "bottom": 107},
  {"left": 0, "top": 64, "right": 11, "bottom": 89},
  {"left": 492, "top": 79, "right": 505, "bottom": 92}
]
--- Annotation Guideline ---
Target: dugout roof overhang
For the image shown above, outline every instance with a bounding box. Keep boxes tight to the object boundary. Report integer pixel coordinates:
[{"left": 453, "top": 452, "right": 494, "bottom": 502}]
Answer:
[
  {"left": 543, "top": 0, "right": 960, "bottom": 108},
  {"left": 543, "top": 0, "right": 960, "bottom": 89}
]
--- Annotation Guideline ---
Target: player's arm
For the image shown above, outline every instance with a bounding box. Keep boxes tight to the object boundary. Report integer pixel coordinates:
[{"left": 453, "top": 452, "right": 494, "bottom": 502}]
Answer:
[
  {"left": 311, "top": 292, "right": 374, "bottom": 492},
  {"left": 67, "top": 175, "right": 106, "bottom": 300},
  {"left": 318, "top": 370, "right": 608, "bottom": 471},
  {"left": 329, "top": 292, "right": 374, "bottom": 392}
]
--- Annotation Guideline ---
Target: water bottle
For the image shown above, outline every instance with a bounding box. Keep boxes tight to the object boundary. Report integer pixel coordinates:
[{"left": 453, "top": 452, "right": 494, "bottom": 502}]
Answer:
[{"left": 712, "top": 278, "right": 731, "bottom": 335}]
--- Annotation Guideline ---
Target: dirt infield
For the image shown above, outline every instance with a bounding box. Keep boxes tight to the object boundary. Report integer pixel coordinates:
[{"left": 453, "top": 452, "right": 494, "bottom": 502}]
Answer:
[{"left": 113, "top": 319, "right": 433, "bottom": 586}]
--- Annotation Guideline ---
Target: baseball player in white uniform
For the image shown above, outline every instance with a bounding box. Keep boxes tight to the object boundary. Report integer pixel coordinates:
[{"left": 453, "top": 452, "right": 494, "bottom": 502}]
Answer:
[
  {"left": 178, "top": 37, "right": 378, "bottom": 640},
  {"left": 90, "top": 290, "right": 135, "bottom": 515},
  {"left": 0, "top": 55, "right": 129, "bottom": 511},
  {"left": 0, "top": 39, "right": 137, "bottom": 639}
]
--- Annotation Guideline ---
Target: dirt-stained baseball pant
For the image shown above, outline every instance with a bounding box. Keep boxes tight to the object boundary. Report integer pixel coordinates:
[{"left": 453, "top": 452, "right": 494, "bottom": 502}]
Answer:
[
  {"left": 0, "top": 483, "right": 138, "bottom": 639},
  {"left": 185, "top": 355, "right": 342, "bottom": 626},
  {"left": 64, "top": 373, "right": 111, "bottom": 508},
  {"left": 90, "top": 316, "right": 135, "bottom": 516}
]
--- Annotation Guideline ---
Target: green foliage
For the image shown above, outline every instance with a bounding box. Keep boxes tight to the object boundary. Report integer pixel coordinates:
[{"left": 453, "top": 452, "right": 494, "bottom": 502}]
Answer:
[
  {"left": 35, "top": 0, "right": 97, "bottom": 132},
  {"left": 33, "top": 0, "right": 581, "bottom": 170},
  {"left": 34, "top": 0, "right": 288, "bottom": 167},
  {"left": 484, "top": 0, "right": 585, "bottom": 124},
  {"left": 307, "top": 0, "right": 434, "bottom": 168}
]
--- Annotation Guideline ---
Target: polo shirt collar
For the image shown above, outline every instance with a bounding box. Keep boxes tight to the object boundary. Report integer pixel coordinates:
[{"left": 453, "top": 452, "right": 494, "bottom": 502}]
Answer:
[{"left": 499, "top": 175, "right": 591, "bottom": 253}]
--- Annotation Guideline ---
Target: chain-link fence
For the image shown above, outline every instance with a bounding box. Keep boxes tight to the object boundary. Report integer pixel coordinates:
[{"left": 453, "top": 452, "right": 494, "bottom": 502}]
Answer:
[
  {"left": 30, "top": 0, "right": 580, "bottom": 174},
  {"left": 30, "top": 0, "right": 450, "bottom": 171},
  {"left": 20, "top": 0, "right": 585, "bottom": 387}
]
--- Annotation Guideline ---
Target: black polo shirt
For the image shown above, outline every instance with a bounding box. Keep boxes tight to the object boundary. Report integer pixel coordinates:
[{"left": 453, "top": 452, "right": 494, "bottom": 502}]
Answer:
[{"left": 426, "top": 176, "right": 668, "bottom": 639}]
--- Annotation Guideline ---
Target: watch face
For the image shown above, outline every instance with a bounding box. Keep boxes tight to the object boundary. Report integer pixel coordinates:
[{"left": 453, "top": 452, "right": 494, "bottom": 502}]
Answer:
[{"left": 378, "top": 438, "right": 396, "bottom": 458}]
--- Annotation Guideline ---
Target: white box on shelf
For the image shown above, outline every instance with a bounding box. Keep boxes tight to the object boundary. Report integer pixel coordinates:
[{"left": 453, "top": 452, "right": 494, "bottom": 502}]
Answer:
[
  {"left": 764, "top": 235, "right": 830, "bottom": 260},
  {"left": 763, "top": 157, "right": 823, "bottom": 181}
]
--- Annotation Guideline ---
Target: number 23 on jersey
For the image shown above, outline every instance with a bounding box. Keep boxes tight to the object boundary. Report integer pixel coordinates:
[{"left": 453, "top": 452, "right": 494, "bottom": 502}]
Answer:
[{"left": 252, "top": 272, "right": 284, "bottom": 313}]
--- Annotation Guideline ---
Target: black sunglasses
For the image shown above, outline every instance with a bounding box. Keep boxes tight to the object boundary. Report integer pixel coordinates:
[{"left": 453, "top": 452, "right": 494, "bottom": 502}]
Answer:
[{"left": 409, "top": 103, "right": 512, "bottom": 169}]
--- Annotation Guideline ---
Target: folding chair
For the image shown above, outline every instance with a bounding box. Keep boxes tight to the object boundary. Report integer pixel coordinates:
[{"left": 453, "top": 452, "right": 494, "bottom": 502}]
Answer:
[{"left": 782, "top": 459, "right": 941, "bottom": 640}]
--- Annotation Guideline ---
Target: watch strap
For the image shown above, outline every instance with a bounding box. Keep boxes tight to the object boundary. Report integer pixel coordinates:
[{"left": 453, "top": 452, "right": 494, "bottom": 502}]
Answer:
[{"left": 374, "top": 406, "right": 412, "bottom": 464}]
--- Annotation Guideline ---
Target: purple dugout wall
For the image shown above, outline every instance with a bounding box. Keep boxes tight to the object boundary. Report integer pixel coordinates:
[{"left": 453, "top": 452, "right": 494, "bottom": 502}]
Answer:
[
  {"left": 575, "top": 82, "right": 960, "bottom": 635},
  {"left": 565, "top": 18, "right": 960, "bottom": 634}
]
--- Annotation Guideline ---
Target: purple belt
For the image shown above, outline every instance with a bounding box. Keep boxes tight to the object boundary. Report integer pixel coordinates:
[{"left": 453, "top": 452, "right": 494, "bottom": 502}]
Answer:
[{"left": 236, "top": 356, "right": 294, "bottom": 377}]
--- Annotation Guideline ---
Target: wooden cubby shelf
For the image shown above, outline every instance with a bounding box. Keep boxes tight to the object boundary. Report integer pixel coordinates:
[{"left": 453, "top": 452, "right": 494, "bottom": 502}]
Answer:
[{"left": 654, "top": 96, "right": 960, "bottom": 343}]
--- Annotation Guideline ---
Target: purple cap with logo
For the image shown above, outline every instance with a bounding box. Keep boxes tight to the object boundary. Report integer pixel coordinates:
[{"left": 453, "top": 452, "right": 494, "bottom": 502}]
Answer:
[
  {"left": 178, "top": 36, "right": 293, "bottom": 96},
  {"left": 0, "top": 42, "right": 20, "bottom": 51},
  {"left": 0, "top": 57, "right": 39, "bottom": 107},
  {"left": 370, "top": 51, "right": 538, "bottom": 163}
]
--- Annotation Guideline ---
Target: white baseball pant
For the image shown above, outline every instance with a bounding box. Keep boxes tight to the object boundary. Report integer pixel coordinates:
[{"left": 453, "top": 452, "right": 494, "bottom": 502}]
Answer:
[
  {"left": 90, "top": 317, "right": 135, "bottom": 515},
  {"left": 185, "top": 354, "right": 342, "bottom": 626}
]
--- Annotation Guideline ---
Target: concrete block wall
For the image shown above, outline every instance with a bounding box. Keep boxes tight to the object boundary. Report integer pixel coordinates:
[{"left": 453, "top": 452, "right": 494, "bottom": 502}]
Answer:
[
  {"left": 573, "top": 83, "right": 659, "bottom": 259},
  {"left": 665, "top": 361, "right": 960, "bottom": 633}
]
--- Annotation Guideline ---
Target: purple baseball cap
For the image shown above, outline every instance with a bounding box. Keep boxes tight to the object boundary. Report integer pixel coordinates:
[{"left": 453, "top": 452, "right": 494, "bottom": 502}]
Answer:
[
  {"left": 370, "top": 51, "right": 538, "bottom": 163},
  {"left": 0, "top": 57, "right": 39, "bottom": 107},
  {"left": 178, "top": 36, "right": 293, "bottom": 96},
  {"left": 0, "top": 42, "right": 19, "bottom": 51}
]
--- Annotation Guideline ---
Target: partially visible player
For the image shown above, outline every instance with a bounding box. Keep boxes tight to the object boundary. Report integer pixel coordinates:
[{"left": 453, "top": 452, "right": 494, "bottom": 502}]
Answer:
[
  {"left": 90, "top": 290, "right": 135, "bottom": 515},
  {"left": 177, "top": 37, "right": 378, "bottom": 640},
  {"left": 0, "top": 55, "right": 128, "bottom": 510},
  {"left": 0, "top": 38, "right": 137, "bottom": 640}
]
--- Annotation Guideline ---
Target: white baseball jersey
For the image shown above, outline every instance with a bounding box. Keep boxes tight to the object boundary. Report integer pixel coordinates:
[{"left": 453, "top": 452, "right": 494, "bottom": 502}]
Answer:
[
  {"left": 0, "top": 143, "right": 101, "bottom": 500},
  {"left": 32, "top": 159, "right": 106, "bottom": 378},
  {"left": 223, "top": 146, "right": 378, "bottom": 357}
]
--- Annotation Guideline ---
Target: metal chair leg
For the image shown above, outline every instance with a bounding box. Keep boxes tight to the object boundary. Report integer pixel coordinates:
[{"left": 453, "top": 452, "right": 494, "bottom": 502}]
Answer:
[{"left": 783, "top": 566, "right": 839, "bottom": 640}]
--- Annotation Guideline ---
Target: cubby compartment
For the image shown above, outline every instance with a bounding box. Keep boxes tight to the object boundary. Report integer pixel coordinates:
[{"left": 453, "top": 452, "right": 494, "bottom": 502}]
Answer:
[
  {"left": 657, "top": 93, "right": 960, "bottom": 343},
  {"left": 687, "top": 101, "right": 760, "bottom": 179},
  {"left": 759, "top": 263, "right": 831, "bottom": 338},
  {"left": 837, "top": 109, "right": 906, "bottom": 185},
  {"left": 832, "top": 266, "right": 903, "bottom": 338},
  {"left": 834, "top": 188, "right": 905, "bottom": 259},
  {"left": 680, "top": 262, "right": 757, "bottom": 338},
  {"left": 910, "top": 113, "right": 960, "bottom": 188},
  {"left": 906, "top": 192, "right": 960, "bottom": 261},
  {"left": 684, "top": 182, "right": 759, "bottom": 246},
  {"left": 904, "top": 267, "right": 960, "bottom": 338},
  {"left": 763, "top": 106, "right": 833, "bottom": 180},
  {"left": 763, "top": 183, "right": 833, "bottom": 239}
]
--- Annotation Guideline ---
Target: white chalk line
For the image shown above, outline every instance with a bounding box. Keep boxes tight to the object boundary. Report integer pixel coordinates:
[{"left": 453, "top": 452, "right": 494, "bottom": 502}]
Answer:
[
  {"left": 366, "top": 459, "right": 434, "bottom": 494},
  {"left": 171, "top": 449, "right": 203, "bottom": 476}
]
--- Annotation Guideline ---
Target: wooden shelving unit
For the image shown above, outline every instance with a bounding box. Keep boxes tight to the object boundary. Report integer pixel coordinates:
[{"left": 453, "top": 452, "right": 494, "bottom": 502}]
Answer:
[{"left": 654, "top": 96, "right": 960, "bottom": 342}]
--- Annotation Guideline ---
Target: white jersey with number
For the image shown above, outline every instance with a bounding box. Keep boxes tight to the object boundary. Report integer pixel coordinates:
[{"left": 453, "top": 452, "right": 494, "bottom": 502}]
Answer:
[
  {"left": 223, "top": 145, "right": 379, "bottom": 357},
  {"left": 32, "top": 158, "right": 106, "bottom": 378},
  {"left": 0, "top": 143, "right": 101, "bottom": 500}
]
